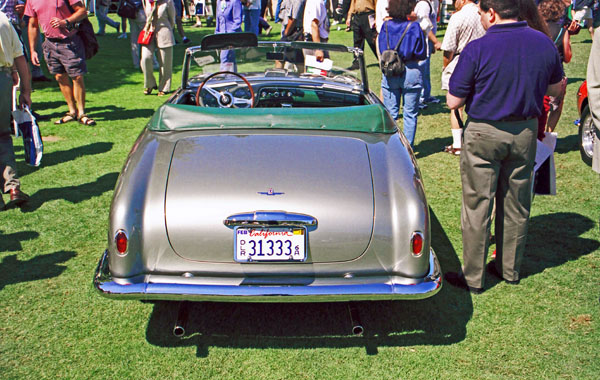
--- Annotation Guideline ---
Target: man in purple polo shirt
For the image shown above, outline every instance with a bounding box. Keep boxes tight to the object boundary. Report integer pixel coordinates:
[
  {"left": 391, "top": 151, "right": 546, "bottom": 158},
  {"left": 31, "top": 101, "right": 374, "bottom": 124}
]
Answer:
[{"left": 444, "top": 0, "right": 564, "bottom": 294}]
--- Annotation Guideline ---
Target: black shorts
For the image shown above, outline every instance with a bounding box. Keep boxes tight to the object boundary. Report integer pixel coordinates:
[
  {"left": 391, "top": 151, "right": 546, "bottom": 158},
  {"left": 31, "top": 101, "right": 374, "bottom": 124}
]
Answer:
[{"left": 42, "top": 34, "right": 87, "bottom": 77}]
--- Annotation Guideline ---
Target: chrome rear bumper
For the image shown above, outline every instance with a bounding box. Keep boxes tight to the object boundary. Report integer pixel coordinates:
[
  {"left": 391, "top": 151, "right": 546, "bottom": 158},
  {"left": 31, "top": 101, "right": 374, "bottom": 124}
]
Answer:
[{"left": 93, "top": 250, "right": 442, "bottom": 302}]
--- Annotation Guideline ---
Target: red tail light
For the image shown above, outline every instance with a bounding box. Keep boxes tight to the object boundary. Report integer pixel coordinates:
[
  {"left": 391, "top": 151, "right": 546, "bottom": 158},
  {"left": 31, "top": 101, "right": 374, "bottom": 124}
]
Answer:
[
  {"left": 115, "top": 230, "right": 128, "bottom": 255},
  {"left": 411, "top": 232, "right": 424, "bottom": 256}
]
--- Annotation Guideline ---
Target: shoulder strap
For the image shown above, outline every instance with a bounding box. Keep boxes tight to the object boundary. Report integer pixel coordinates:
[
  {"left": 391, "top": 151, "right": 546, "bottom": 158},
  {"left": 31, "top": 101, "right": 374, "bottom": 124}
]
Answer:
[
  {"left": 394, "top": 22, "right": 413, "bottom": 52},
  {"left": 417, "top": 0, "right": 433, "bottom": 15},
  {"left": 62, "top": 0, "right": 75, "bottom": 15},
  {"left": 385, "top": 22, "right": 391, "bottom": 50}
]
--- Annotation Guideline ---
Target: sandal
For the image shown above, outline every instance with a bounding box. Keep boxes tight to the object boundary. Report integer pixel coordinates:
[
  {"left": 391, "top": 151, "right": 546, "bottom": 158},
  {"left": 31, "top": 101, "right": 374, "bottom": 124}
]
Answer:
[
  {"left": 54, "top": 112, "right": 77, "bottom": 125},
  {"left": 157, "top": 91, "right": 169, "bottom": 96},
  {"left": 78, "top": 114, "right": 96, "bottom": 126},
  {"left": 144, "top": 86, "right": 157, "bottom": 95},
  {"left": 443, "top": 145, "right": 461, "bottom": 155}
]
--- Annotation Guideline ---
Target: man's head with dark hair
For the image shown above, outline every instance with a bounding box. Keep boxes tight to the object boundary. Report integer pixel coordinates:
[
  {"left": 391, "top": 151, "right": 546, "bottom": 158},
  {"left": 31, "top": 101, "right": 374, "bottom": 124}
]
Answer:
[
  {"left": 387, "top": 0, "right": 417, "bottom": 20},
  {"left": 479, "top": 0, "right": 520, "bottom": 20}
]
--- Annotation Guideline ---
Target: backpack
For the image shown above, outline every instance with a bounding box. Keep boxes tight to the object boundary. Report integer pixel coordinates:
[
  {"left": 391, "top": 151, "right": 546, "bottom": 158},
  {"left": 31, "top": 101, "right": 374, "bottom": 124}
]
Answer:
[
  {"left": 63, "top": 0, "right": 99, "bottom": 60},
  {"left": 118, "top": 0, "right": 142, "bottom": 19},
  {"left": 379, "top": 22, "right": 413, "bottom": 77}
]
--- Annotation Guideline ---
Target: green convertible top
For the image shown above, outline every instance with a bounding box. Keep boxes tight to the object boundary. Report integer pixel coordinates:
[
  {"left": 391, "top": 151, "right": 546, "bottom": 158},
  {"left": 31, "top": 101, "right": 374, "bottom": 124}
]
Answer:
[{"left": 148, "top": 104, "right": 398, "bottom": 134}]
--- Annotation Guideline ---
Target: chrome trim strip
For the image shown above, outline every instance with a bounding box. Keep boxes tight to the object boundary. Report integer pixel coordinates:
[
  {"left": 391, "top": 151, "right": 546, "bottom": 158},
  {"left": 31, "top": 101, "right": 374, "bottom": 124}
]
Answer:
[
  {"left": 224, "top": 211, "right": 318, "bottom": 230},
  {"left": 93, "top": 249, "right": 442, "bottom": 302}
]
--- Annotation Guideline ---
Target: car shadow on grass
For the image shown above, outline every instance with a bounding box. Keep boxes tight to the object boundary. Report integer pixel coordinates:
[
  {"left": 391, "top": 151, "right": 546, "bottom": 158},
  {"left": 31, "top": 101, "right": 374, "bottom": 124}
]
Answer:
[
  {"left": 0, "top": 250, "right": 76, "bottom": 291},
  {"left": 144, "top": 209, "right": 473, "bottom": 357},
  {"left": 17, "top": 172, "right": 119, "bottom": 213},
  {"left": 484, "top": 212, "right": 599, "bottom": 290}
]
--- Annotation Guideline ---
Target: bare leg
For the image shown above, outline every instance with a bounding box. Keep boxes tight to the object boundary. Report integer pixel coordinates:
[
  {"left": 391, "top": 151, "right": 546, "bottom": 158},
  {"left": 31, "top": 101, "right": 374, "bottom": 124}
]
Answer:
[
  {"left": 546, "top": 103, "right": 564, "bottom": 132},
  {"left": 55, "top": 73, "right": 77, "bottom": 115},
  {"left": 72, "top": 75, "right": 86, "bottom": 117}
]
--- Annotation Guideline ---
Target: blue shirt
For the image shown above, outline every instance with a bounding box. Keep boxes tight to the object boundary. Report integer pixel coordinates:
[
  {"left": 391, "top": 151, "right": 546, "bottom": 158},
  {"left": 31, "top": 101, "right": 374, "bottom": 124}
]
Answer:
[
  {"left": 216, "top": 0, "right": 243, "bottom": 33},
  {"left": 449, "top": 22, "right": 564, "bottom": 121},
  {"left": 378, "top": 20, "right": 427, "bottom": 63}
]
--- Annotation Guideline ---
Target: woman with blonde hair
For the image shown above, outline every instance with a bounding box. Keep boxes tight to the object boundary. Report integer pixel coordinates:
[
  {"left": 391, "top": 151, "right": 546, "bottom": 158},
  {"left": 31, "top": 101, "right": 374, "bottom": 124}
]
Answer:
[{"left": 141, "top": 0, "right": 176, "bottom": 95}]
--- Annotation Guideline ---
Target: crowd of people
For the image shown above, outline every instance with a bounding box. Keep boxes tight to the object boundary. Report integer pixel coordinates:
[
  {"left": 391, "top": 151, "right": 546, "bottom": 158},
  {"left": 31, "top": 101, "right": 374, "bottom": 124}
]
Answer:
[{"left": 0, "top": 0, "right": 598, "bottom": 293}]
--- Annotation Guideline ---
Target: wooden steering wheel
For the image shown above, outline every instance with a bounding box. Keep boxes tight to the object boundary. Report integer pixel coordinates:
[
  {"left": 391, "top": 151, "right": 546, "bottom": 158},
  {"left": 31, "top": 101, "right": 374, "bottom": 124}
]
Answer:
[{"left": 195, "top": 71, "right": 255, "bottom": 108}]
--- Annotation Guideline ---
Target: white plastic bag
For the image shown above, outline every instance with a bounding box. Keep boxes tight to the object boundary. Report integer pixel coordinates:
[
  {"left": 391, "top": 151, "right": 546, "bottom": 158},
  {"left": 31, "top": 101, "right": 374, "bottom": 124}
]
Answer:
[{"left": 12, "top": 105, "right": 43, "bottom": 167}]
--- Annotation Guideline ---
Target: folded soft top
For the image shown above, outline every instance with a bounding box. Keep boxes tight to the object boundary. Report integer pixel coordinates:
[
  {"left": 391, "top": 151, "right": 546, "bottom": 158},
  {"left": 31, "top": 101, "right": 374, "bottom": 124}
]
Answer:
[{"left": 148, "top": 104, "right": 398, "bottom": 134}]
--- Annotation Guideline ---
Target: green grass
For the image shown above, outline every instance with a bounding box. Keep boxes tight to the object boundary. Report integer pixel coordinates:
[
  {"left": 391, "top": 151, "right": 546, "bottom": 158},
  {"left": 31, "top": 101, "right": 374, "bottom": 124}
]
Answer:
[{"left": 1, "top": 17, "right": 598, "bottom": 379}]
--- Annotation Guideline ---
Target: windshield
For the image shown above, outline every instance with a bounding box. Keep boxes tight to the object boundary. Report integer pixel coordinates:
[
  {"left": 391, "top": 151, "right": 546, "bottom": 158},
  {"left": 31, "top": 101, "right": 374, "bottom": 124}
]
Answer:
[{"left": 182, "top": 40, "right": 367, "bottom": 91}]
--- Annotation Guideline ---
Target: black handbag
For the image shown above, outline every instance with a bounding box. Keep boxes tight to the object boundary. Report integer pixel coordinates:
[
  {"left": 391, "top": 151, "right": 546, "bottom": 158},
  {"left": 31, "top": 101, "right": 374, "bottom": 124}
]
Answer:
[
  {"left": 118, "top": 0, "right": 138, "bottom": 19},
  {"left": 64, "top": 0, "right": 99, "bottom": 60}
]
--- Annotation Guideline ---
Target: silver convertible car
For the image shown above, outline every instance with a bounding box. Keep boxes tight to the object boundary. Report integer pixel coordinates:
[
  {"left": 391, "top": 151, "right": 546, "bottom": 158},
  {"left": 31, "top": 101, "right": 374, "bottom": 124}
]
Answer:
[{"left": 94, "top": 33, "right": 442, "bottom": 305}]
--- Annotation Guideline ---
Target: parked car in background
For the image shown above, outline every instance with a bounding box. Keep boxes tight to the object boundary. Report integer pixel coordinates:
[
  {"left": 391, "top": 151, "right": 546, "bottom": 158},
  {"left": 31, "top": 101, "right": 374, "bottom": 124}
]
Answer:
[{"left": 576, "top": 80, "right": 595, "bottom": 166}]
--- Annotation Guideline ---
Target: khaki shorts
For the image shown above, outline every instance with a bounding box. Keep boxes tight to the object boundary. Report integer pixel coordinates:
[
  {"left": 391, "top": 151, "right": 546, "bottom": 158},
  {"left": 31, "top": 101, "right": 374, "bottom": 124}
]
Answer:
[{"left": 441, "top": 54, "right": 459, "bottom": 91}]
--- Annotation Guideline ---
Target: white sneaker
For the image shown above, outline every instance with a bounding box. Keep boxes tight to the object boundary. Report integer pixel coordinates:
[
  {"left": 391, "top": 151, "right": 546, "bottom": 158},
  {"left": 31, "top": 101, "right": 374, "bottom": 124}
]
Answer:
[
  {"left": 193, "top": 22, "right": 202, "bottom": 27},
  {"left": 118, "top": 33, "right": 127, "bottom": 39}
]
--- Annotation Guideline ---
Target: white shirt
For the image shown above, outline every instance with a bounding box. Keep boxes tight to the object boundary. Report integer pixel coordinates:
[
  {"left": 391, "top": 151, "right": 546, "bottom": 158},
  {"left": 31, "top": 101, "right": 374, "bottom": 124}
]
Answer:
[
  {"left": 375, "top": 0, "right": 389, "bottom": 34},
  {"left": 0, "top": 11, "right": 23, "bottom": 68},
  {"left": 303, "top": 0, "right": 328, "bottom": 39},
  {"left": 414, "top": 0, "right": 434, "bottom": 35}
]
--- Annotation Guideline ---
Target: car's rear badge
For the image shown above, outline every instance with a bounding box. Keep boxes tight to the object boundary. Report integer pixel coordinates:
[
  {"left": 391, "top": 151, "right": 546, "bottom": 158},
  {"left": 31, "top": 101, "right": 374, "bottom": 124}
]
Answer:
[{"left": 258, "top": 188, "right": 284, "bottom": 196}]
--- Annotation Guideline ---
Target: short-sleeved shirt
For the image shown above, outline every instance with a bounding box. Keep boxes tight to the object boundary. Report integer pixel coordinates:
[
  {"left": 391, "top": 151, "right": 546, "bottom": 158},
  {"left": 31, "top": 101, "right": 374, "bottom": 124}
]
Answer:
[
  {"left": 375, "top": 0, "right": 389, "bottom": 33},
  {"left": 449, "top": 21, "right": 564, "bottom": 121},
  {"left": 0, "top": 11, "right": 23, "bottom": 67},
  {"left": 440, "top": 3, "right": 485, "bottom": 55},
  {"left": 303, "top": 0, "right": 328, "bottom": 39},
  {"left": 352, "top": 0, "right": 376, "bottom": 14},
  {"left": 280, "top": 0, "right": 305, "bottom": 35},
  {"left": 414, "top": 0, "right": 435, "bottom": 34},
  {"left": 414, "top": 0, "right": 435, "bottom": 55},
  {"left": 24, "top": 0, "right": 81, "bottom": 39}
]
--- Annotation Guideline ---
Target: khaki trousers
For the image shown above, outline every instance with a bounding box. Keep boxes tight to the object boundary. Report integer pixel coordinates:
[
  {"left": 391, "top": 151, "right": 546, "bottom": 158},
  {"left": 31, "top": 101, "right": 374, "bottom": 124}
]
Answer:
[
  {"left": 0, "top": 71, "right": 19, "bottom": 195},
  {"left": 141, "top": 44, "right": 173, "bottom": 93},
  {"left": 460, "top": 118, "right": 537, "bottom": 288}
]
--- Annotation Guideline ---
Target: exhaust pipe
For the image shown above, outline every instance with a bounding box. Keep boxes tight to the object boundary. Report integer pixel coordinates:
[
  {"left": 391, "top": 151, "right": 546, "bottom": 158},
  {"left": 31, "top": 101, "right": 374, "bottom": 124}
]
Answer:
[
  {"left": 173, "top": 301, "right": 190, "bottom": 338},
  {"left": 348, "top": 303, "right": 364, "bottom": 336}
]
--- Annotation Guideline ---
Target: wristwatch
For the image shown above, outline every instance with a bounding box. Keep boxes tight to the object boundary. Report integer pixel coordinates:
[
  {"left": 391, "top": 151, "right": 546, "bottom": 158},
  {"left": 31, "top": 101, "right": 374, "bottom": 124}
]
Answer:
[{"left": 65, "top": 19, "right": 74, "bottom": 31}]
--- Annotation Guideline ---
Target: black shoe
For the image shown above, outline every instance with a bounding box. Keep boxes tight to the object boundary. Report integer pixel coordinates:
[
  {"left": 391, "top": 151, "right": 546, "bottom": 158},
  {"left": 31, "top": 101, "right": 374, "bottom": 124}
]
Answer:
[
  {"left": 486, "top": 261, "right": 520, "bottom": 285},
  {"left": 444, "top": 272, "right": 483, "bottom": 294}
]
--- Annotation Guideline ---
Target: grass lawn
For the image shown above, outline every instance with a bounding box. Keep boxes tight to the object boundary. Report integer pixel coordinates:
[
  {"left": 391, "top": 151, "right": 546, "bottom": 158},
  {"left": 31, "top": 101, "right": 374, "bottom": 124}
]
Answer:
[{"left": 0, "top": 16, "right": 598, "bottom": 380}]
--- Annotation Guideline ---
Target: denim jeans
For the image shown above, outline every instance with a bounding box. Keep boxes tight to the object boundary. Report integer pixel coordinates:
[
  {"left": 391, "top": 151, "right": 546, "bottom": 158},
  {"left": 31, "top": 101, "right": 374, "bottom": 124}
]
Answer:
[
  {"left": 274, "top": 0, "right": 283, "bottom": 22},
  {"left": 96, "top": 4, "right": 119, "bottom": 34},
  {"left": 243, "top": 9, "right": 260, "bottom": 35},
  {"left": 418, "top": 41, "right": 434, "bottom": 101},
  {"left": 381, "top": 66, "right": 422, "bottom": 147}
]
